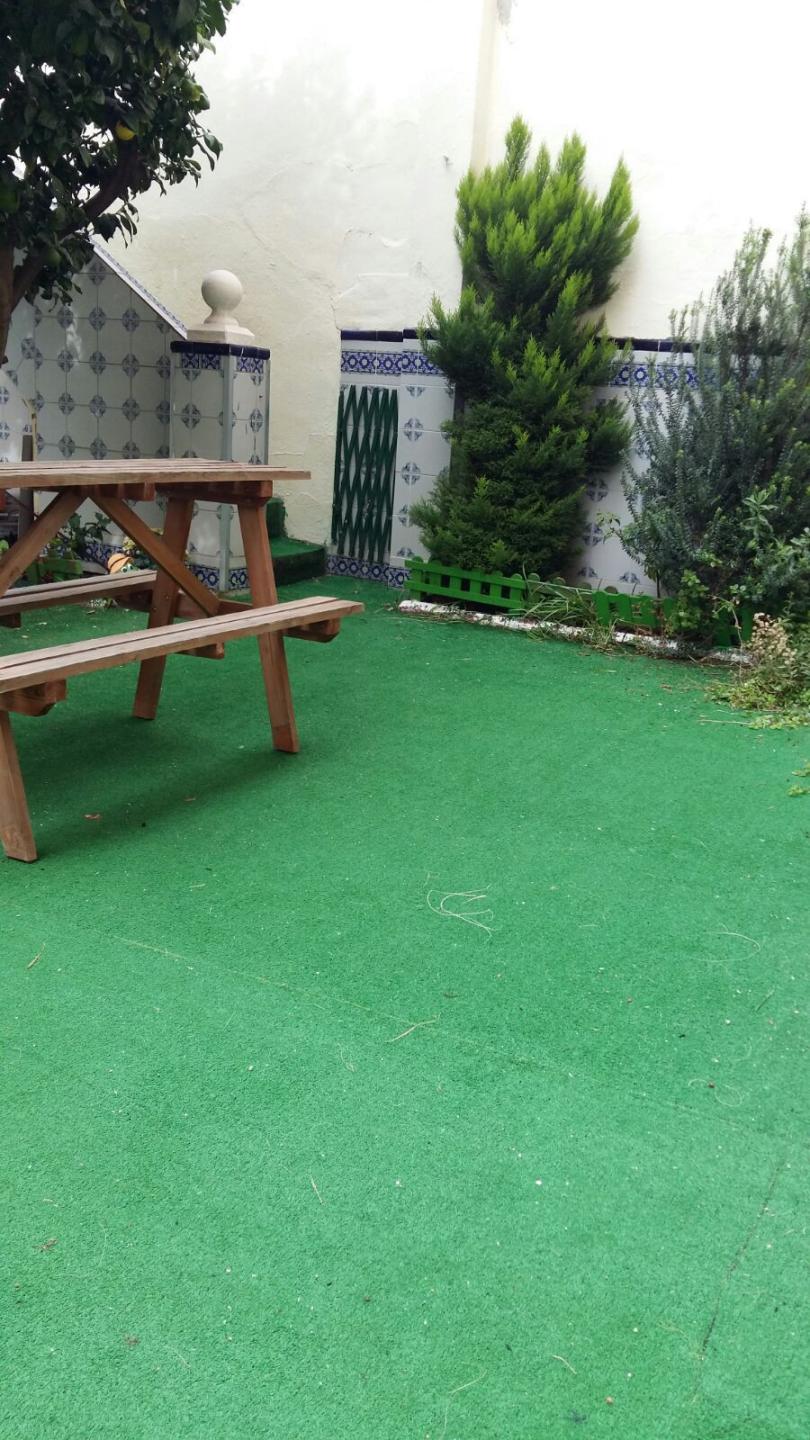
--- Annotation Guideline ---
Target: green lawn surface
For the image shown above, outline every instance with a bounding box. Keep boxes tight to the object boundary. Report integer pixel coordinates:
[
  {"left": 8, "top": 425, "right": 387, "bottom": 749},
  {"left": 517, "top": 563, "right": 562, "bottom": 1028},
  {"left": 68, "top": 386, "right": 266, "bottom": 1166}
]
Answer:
[{"left": 2, "top": 579, "right": 808, "bottom": 1439}]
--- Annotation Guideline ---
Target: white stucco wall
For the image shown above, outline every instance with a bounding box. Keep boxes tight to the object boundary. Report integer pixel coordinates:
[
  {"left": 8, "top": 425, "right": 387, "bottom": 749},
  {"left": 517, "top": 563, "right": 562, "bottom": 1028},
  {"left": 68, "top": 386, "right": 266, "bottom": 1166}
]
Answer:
[
  {"left": 112, "top": 0, "right": 809, "bottom": 543},
  {"left": 485, "top": 0, "right": 810, "bottom": 336},
  {"left": 113, "top": 0, "right": 482, "bottom": 542}
]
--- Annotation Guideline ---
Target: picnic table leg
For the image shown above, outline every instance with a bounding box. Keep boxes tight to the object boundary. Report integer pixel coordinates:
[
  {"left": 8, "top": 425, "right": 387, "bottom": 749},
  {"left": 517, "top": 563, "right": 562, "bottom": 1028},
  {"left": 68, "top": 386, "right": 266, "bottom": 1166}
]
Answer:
[
  {"left": 0, "top": 489, "right": 86, "bottom": 597},
  {"left": 238, "top": 502, "right": 299, "bottom": 753},
  {"left": 132, "top": 495, "right": 195, "bottom": 720},
  {"left": 0, "top": 712, "right": 37, "bottom": 861}
]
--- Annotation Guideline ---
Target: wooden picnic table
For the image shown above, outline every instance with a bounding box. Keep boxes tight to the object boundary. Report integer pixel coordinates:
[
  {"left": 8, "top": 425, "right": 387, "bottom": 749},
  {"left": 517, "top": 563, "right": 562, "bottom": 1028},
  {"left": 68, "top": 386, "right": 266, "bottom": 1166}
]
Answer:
[{"left": 0, "top": 460, "right": 362, "bottom": 861}]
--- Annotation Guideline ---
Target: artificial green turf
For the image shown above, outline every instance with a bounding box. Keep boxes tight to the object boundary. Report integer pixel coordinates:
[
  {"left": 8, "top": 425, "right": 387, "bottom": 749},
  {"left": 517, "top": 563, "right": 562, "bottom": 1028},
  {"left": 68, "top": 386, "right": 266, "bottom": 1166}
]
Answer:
[{"left": 1, "top": 580, "right": 808, "bottom": 1439}]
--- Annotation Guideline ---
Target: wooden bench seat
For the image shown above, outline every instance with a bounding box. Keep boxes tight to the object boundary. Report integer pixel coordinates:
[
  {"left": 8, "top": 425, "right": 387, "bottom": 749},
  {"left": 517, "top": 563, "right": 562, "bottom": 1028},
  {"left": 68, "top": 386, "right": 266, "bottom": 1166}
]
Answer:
[
  {"left": 0, "top": 569, "right": 158, "bottom": 627},
  {"left": 0, "top": 595, "right": 362, "bottom": 862}
]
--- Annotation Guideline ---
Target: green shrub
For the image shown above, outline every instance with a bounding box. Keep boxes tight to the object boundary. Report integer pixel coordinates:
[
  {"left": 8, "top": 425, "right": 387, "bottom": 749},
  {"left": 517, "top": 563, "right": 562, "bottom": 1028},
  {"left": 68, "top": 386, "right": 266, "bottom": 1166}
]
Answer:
[
  {"left": 621, "top": 217, "right": 810, "bottom": 641},
  {"left": 410, "top": 118, "right": 637, "bottom": 576}
]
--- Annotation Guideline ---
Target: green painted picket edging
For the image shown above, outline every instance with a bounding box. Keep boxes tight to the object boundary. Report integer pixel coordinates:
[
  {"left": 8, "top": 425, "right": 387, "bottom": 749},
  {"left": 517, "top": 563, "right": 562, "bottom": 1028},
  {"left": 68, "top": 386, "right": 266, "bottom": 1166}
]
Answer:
[
  {"left": 591, "top": 590, "right": 755, "bottom": 646},
  {"left": 405, "top": 558, "right": 527, "bottom": 612},
  {"left": 406, "top": 558, "right": 755, "bottom": 646}
]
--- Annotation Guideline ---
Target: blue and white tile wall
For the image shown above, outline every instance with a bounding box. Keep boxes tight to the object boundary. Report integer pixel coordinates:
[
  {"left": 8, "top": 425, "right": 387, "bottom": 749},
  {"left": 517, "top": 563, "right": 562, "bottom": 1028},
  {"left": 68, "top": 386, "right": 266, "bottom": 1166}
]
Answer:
[
  {"left": 334, "top": 332, "right": 671, "bottom": 593},
  {"left": 572, "top": 351, "right": 697, "bottom": 595},
  {"left": 1, "top": 244, "right": 182, "bottom": 468},
  {"left": 0, "top": 243, "right": 184, "bottom": 558},
  {"left": 332, "top": 331, "right": 455, "bottom": 586},
  {"left": 169, "top": 341, "right": 271, "bottom": 589}
]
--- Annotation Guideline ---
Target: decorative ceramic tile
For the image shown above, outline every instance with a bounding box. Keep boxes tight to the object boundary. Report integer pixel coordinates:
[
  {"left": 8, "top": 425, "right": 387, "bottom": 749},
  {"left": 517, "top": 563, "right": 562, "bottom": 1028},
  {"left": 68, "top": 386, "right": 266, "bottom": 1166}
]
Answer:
[
  {"left": 98, "top": 408, "right": 132, "bottom": 450},
  {"left": 402, "top": 383, "right": 454, "bottom": 431},
  {"left": 96, "top": 364, "right": 131, "bottom": 408},
  {"left": 181, "top": 350, "right": 223, "bottom": 374},
  {"left": 230, "top": 420, "right": 254, "bottom": 463},
  {"left": 399, "top": 461, "right": 422, "bottom": 487},
  {"left": 188, "top": 417, "right": 224, "bottom": 459},
  {"left": 188, "top": 502, "right": 222, "bottom": 557},
  {"left": 68, "top": 365, "right": 98, "bottom": 406},
  {"left": 234, "top": 354, "right": 265, "bottom": 375},
  {"left": 35, "top": 316, "right": 69, "bottom": 360},
  {"left": 611, "top": 357, "right": 698, "bottom": 389},
  {"left": 388, "top": 518, "right": 420, "bottom": 558},
  {"left": 191, "top": 368, "right": 224, "bottom": 420},
  {"left": 95, "top": 272, "right": 135, "bottom": 320},
  {"left": 340, "top": 348, "right": 379, "bottom": 376},
  {"left": 130, "top": 365, "right": 166, "bottom": 411},
  {"left": 91, "top": 321, "right": 135, "bottom": 365},
  {"left": 402, "top": 417, "right": 424, "bottom": 442},
  {"left": 399, "top": 349, "right": 443, "bottom": 377},
  {"left": 35, "top": 360, "right": 65, "bottom": 404},
  {"left": 327, "top": 553, "right": 409, "bottom": 588},
  {"left": 66, "top": 406, "right": 99, "bottom": 448}
]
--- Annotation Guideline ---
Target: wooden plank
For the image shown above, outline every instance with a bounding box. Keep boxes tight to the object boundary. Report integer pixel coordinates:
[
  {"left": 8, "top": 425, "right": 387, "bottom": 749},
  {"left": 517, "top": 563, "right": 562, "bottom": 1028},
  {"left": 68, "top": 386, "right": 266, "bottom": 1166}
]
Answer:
[
  {"left": 0, "top": 570, "right": 157, "bottom": 617},
  {"left": 0, "top": 598, "right": 363, "bottom": 690},
  {"left": 0, "top": 489, "right": 85, "bottom": 596},
  {"left": 0, "top": 712, "right": 37, "bottom": 861},
  {"left": 0, "top": 461, "right": 311, "bottom": 491},
  {"left": 157, "top": 483, "right": 277, "bottom": 504},
  {"left": 0, "top": 681, "right": 67, "bottom": 715},
  {"left": 92, "top": 493, "right": 220, "bottom": 619},
  {"left": 238, "top": 502, "right": 299, "bottom": 754},
  {"left": 285, "top": 619, "right": 341, "bottom": 643},
  {"left": 0, "top": 594, "right": 350, "bottom": 673},
  {"left": 131, "top": 495, "right": 196, "bottom": 720},
  {"left": 181, "top": 643, "right": 225, "bottom": 660},
  {"left": 151, "top": 592, "right": 341, "bottom": 642}
]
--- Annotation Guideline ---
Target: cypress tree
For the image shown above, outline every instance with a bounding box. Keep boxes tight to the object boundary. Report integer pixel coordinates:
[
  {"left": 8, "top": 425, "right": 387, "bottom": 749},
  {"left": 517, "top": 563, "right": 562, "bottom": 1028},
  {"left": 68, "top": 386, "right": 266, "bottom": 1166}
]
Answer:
[{"left": 410, "top": 118, "right": 637, "bottom": 576}]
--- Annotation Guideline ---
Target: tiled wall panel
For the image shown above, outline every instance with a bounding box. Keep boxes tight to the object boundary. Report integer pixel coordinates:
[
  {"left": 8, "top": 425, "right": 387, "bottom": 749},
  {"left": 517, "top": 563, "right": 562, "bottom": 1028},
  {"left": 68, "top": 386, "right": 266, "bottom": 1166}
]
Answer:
[{"left": 333, "top": 333, "right": 669, "bottom": 593}]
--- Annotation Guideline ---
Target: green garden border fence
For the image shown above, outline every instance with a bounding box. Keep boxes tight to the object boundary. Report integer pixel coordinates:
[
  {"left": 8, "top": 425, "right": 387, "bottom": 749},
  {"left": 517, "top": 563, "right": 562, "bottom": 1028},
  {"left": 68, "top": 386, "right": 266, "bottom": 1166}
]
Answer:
[
  {"left": 591, "top": 589, "right": 754, "bottom": 646},
  {"left": 407, "top": 558, "right": 755, "bottom": 647},
  {"left": 332, "top": 384, "right": 399, "bottom": 564},
  {"left": 405, "top": 558, "right": 527, "bottom": 612}
]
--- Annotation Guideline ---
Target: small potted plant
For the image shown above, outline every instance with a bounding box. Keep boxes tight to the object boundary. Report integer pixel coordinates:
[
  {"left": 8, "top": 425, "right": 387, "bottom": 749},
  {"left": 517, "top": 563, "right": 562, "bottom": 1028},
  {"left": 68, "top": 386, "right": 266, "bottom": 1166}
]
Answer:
[{"left": 26, "top": 511, "right": 109, "bottom": 584}]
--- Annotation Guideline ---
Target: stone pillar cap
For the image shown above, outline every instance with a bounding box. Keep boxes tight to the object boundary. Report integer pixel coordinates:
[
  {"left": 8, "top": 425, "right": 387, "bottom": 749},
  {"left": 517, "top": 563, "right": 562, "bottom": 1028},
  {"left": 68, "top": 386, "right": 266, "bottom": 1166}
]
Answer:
[{"left": 185, "top": 269, "right": 256, "bottom": 343}]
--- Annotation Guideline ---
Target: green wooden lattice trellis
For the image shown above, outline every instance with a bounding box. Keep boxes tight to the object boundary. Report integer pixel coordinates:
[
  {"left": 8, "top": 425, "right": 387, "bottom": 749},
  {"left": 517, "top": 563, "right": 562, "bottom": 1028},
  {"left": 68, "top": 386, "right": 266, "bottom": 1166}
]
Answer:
[{"left": 332, "top": 385, "right": 399, "bottom": 563}]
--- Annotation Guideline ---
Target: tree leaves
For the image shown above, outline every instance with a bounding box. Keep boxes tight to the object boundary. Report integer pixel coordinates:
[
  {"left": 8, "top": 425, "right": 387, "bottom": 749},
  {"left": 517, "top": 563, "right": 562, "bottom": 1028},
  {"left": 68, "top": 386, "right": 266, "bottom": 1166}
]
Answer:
[{"left": 0, "top": 0, "right": 239, "bottom": 354}]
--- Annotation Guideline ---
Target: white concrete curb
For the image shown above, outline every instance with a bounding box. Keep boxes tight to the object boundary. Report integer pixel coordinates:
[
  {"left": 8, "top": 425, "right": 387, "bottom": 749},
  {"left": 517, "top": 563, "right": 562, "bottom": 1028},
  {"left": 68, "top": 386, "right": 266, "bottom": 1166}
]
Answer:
[{"left": 397, "top": 599, "right": 753, "bottom": 666}]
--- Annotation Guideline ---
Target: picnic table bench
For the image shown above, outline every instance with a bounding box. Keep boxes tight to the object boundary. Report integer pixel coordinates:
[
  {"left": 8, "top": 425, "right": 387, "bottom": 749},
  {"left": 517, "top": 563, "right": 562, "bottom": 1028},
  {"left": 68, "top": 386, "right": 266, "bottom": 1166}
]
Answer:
[{"left": 0, "top": 460, "right": 363, "bottom": 862}]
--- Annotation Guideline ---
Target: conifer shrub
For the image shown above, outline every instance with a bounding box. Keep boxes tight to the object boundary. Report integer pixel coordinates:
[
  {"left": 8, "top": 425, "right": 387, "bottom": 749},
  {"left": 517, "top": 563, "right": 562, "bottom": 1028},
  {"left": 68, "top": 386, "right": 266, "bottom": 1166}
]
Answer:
[{"left": 410, "top": 119, "right": 637, "bottom": 576}]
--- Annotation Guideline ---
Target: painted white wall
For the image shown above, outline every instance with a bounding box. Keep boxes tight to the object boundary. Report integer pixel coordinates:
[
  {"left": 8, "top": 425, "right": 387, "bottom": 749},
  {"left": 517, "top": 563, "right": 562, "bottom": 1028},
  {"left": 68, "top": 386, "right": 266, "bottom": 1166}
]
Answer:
[
  {"left": 114, "top": 0, "right": 483, "bottom": 542},
  {"left": 485, "top": 0, "right": 810, "bottom": 335},
  {"left": 112, "top": 0, "right": 809, "bottom": 543}
]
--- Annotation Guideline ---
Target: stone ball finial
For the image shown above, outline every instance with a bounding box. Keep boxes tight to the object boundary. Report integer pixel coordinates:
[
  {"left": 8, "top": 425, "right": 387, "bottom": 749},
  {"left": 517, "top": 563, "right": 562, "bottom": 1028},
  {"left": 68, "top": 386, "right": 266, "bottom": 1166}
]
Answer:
[
  {"left": 201, "top": 269, "right": 244, "bottom": 320},
  {"left": 186, "top": 268, "right": 255, "bottom": 344}
]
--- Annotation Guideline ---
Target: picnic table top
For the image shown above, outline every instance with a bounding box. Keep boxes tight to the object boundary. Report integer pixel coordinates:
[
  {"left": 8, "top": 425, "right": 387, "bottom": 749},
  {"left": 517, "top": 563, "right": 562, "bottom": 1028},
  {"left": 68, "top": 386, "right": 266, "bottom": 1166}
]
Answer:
[{"left": 0, "top": 460, "right": 310, "bottom": 490}]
